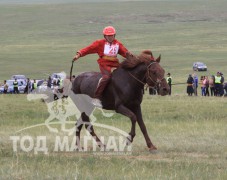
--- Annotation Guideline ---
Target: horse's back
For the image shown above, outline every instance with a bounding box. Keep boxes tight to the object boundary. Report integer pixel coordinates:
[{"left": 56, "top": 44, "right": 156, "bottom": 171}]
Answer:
[
  {"left": 72, "top": 72, "right": 102, "bottom": 97},
  {"left": 71, "top": 68, "right": 142, "bottom": 110}
]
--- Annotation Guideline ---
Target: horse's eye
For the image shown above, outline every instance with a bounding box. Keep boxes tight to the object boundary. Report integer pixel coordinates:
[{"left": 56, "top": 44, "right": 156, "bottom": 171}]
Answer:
[{"left": 153, "top": 72, "right": 156, "bottom": 75}]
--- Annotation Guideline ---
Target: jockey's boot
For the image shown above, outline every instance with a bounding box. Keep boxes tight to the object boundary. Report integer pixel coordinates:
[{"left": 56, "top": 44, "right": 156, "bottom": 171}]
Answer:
[{"left": 93, "top": 76, "right": 110, "bottom": 108}]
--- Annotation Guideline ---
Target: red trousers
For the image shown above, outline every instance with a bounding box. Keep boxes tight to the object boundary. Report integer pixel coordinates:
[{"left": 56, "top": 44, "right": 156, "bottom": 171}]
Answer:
[{"left": 94, "top": 63, "right": 118, "bottom": 98}]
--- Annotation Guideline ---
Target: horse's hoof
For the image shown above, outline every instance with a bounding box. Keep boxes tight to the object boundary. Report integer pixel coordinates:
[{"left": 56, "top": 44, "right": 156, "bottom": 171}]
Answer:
[
  {"left": 75, "top": 146, "right": 84, "bottom": 151},
  {"left": 126, "top": 139, "right": 132, "bottom": 146},
  {"left": 126, "top": 135, "right": 133, "bottom": 145},
  {"left": 149, "top": 146, "right": 158, "bottom": 153},
  {"left": 100, "top": 144, "right": 106, "bottom": 151}
]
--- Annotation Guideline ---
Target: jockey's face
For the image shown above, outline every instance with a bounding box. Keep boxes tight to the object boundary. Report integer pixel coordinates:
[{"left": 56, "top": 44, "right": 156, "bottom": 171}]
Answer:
[{"left": 104, "top": 35, "right": 115, "bottom": 43}]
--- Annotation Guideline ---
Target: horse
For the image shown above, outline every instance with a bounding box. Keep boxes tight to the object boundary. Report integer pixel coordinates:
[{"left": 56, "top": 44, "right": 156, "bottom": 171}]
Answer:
[{"left": 71, "top": 50, "right": 169, "bottom": 151}]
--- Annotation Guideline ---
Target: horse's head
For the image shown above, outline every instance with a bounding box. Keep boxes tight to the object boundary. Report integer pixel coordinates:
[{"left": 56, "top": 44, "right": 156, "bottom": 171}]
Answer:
[{"left": 138, "top": 50, "right": 169, "bottom": 96}]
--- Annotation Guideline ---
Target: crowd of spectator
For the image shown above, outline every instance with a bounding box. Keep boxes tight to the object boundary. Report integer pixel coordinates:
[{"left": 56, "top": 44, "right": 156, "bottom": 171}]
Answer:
[
  {"left": 146, "top": 71, "right": 226, "bottom": 97},
  {"left": 188, "top": 72, "right": 226, "bottom": 97}
]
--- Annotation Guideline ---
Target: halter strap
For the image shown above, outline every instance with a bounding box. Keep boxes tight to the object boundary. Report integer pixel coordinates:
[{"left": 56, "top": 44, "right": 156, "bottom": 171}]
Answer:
[
  {"left": 128, "top": 61, "right": 165, "bottom": 88},
  {"left": 146, "top": 65, "right": 166, "bottom": 87},
  {"left": 147, "top": 61, "right": 157, "bottom": 68}
]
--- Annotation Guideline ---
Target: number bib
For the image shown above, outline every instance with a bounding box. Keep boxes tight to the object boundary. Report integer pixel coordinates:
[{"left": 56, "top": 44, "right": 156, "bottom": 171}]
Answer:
[{"left": 104, "top": 43, "right": 119, "bottom": 57}]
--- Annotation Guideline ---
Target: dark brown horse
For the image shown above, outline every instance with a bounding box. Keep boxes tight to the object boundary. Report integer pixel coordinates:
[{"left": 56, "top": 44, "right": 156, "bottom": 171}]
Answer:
[{"left": 72, "top": 50, "right": 169, "bottom": 151}]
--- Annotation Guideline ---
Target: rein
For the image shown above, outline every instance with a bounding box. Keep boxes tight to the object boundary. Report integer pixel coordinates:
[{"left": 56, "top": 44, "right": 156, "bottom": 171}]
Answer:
[
  {"left": 128, "top": 61, "right": 165, "bottom": 89},
  {"left": 128, "top": 71, "right": 147, "bottom": 86}
]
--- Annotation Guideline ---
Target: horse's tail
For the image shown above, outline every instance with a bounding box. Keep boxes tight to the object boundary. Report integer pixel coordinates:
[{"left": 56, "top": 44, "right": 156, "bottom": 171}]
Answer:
[{"left": 71, "top": 75, "right": 84, "bottom": 94}]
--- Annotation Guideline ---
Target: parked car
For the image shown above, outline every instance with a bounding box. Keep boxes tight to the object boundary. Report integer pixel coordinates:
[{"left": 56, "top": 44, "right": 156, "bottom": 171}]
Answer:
[
  {"left": 11, "top": 74, "right": 26, "bottom": 80},
  {"left": 50, "top": 72, "right": 66, "bottom": 87},
  {"left": 51, "top": 72, "right": 66, "bottom": 81},
  {"left": 193, "top": 62, "right": 207, "bottom": 71},
  {"left": 0, "top": 79, "right": 26, "bottom": 93}
]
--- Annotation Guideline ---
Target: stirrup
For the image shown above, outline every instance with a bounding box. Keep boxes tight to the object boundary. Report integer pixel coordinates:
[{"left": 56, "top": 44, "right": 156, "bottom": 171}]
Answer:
[{"left": 92, "top": 98, "right": 102, "bottom": 108}]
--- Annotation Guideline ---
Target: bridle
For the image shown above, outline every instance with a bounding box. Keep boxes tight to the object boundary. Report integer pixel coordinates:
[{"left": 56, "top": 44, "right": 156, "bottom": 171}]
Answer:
[{"left": 128, "top": 61, "right": 166, "bottom": 89}]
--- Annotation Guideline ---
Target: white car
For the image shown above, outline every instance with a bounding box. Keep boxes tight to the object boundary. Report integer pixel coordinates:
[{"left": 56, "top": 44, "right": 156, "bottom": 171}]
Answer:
[
  {"left": 11, "top": 74, "right": 26, "bottom": 80},
  {"left": 193, "top": 62, "right": 207, "bottom": 71},
  {"left": 51, "top": 72, "right": 66, "bottom": 80}
]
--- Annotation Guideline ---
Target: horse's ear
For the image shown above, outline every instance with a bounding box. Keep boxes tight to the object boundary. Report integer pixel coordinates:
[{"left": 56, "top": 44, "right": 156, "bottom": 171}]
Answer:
[{"left": 156, "top": 54, "right": 161, "bottom": 63}]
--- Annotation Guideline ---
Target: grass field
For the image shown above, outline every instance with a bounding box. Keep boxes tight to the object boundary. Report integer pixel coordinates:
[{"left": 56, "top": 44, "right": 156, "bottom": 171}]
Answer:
[
  {"left": 0, "top": 0, "right": 227, "bottom": 179},
  {"left": 0, "top": 94, "right": 227, "bottom": 179}
]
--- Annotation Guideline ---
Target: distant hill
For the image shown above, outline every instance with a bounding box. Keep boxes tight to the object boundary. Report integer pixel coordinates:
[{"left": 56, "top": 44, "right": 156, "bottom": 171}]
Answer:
[
  {"left": 0, "top": 0, "right": 81, "bottom": 4},
  {"left": 0, "top": 0, "right": 193, "bottom": 4}
]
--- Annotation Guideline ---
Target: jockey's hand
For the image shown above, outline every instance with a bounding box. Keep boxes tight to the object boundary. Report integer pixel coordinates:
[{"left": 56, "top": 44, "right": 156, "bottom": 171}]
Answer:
[{"left": 73, "top": 53, "right": 80, "bottom": 61}]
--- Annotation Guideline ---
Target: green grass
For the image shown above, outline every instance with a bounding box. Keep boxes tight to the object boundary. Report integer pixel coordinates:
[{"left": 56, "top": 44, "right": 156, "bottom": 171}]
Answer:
[
  {"left": 0, "top": 95, "right": 227, "bottom": 179},
  {"left": 1, "top": 0, "right": 227, "bottom": 179}
]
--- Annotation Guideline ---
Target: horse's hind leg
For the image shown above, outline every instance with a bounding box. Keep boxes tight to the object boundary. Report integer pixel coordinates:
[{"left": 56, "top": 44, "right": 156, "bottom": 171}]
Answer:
[
  {"left": 75, "top": 116, "right": 84, "bottom": 150},
  {"left": 81, "top": 112, "right": 105, "bottom": 149}
]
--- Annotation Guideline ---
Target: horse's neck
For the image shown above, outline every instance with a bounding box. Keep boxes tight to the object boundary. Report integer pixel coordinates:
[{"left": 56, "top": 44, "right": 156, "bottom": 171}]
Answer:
[{"left": 129, "top": 64, "right": 147, "bottom": 85}]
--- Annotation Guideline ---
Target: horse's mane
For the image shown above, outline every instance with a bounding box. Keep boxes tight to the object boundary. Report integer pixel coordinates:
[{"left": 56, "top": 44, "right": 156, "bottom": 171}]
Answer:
[{"left": 120, "top": 50, "right": 155, "bottom": 69}]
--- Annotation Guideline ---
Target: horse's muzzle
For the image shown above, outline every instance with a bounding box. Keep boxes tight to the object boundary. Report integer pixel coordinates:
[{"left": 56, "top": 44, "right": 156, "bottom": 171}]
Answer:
[{"left": 160, "top": 87, "right": 169, "bottom": 96}]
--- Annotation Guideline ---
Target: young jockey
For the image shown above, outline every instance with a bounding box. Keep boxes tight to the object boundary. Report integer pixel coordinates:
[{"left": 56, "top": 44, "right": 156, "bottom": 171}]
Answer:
[{"left": 73, "top": 26, "right": 130, "bottom": 107}]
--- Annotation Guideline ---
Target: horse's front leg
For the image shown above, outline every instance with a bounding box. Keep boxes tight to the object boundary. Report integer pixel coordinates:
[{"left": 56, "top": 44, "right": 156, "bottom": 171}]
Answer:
[
  {"left": 133, "top": 105, "right": 157, "bottom": 151},
  {"left": 116, "top": 104, "right": 137, "bottom": 144}
]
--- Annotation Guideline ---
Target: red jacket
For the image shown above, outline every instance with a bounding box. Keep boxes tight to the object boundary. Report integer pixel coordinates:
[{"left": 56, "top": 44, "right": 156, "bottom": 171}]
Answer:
[{"left": 77, "top": 39, "right": 128, "bottom": 67}]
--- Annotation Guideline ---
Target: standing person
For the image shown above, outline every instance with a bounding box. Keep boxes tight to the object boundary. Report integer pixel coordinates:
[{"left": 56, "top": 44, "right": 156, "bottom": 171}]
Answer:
[
  {"left": 200, "top": 76, "right": 205, "bottom": 96},
  {"left": 47, "top": 76, "right": 52, "bottom": 89},
  {"left": 193, "top": 73, "right": 198, "bottom": 96},
  {"left": 214, "top": 72, "right": 222, "bottom": 96},
  {"left": 13, "top": 79, "right": 19, "bottom": 94},
  {"left": 73, "top": 26, "right": 130, "bottom": 107},
  {"left": 204, "top": 76, "right": 210, "bottom": 96},
  {"left": 220, "top": 72, "right": 225, "bottom": 96},
  {"left": 32, "top": 79, "right": 38, "bottom": 91},
  {"left": 58, "top": 78, "right": 63, "bottom": 89},
  {"left": 201, "top": 76, "right": 207, "bottom": 96},
  {"left": 53, "top": 79, "right": 59, "bottom": 99},
  {"left": 3, "top": 80, "right": 8, "bottom": 94},
  {"left": 149, "top": 87, "right": 157, "bottom": 95},
  {"left": 224, "top": 82, "right": 227, "bottom": 96},
  {"left": 209, "top": 75, "right": 215, "bottom": 96},
  {"left": 187, "top": 74, "right": 194, "bottom": 96},
  {"left": 166, "top": 73, "right": 172, "bottom": 95},
  {"left": 24, "top": 78, "right": 31, "bottom": 94}
]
